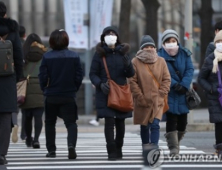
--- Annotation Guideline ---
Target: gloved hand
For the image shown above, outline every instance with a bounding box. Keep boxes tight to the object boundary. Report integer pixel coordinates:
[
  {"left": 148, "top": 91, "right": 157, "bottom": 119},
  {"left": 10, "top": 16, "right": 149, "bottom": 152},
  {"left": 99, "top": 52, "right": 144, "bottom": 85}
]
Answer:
[
  {"left": 123, "top": 55, "right": 131, "bottom": 67},
  {"left": 173, "top": 83, "right": 187, "bottom": 94},
  {"left": 100, "top": 82, "right": 110, "bottom": 95}
]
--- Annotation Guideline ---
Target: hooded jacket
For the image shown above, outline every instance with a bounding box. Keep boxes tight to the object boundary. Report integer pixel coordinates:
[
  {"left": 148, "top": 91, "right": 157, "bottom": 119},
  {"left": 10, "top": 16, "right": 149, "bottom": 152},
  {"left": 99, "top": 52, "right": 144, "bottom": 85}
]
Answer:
[
  {"left": 0, "top": 17, "right": 23, "bottom": 112},
  {"left": 20, "top": 42, "right": 46, "bottom": 109},
  {"left": 89, "top": 43, "right": 135, "bottom": 119},
  {"left": 158, "top": 45, "right": 194, "bottom": 115}
]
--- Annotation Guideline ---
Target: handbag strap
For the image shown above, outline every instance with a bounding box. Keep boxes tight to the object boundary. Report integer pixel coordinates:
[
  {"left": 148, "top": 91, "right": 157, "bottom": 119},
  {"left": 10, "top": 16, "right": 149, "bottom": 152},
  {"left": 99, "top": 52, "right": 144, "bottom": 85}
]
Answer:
[
  {"left": 217, "top": 65, "right": 222, "bottom": 87},
  {"left": 102, "top": 57, "right": 111, "bottom": 80},
  {"left": 26, "top": 62, "right": 38, "bottom": 80},
  {"left": 167, "top": 61, "right": 182, "bottom": 80},
  {"left": 0, "top": 34, "right": 8, "bottom": 41},
  {"left": 146, "top": 64, "right": 160, "bottom": 88}
]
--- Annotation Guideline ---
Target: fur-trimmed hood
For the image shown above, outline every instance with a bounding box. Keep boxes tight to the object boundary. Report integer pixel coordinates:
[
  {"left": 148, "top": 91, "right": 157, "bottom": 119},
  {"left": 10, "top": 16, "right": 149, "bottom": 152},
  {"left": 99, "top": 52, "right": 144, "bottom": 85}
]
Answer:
[
  {"left": 25, "top": 41, "right": 47, "bottom": 63},
  {"left": 0, "top": 17, "right": 19, "bottom": 36},
  {"left": 96, "top": 43, "right": 130, "bottom": 57}
]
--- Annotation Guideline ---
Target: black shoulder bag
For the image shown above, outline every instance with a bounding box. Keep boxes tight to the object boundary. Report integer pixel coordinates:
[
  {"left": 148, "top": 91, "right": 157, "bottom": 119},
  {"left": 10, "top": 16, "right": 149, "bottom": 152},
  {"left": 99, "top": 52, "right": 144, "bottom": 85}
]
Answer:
[{"left": 168, "top": 61, "right": 201, "bottom": 110}]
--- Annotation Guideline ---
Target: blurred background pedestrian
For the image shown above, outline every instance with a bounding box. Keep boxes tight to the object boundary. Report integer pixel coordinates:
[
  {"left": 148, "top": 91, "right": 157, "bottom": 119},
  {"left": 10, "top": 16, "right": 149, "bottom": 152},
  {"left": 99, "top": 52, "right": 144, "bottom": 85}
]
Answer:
[{"left": 19, "top": 33, "right": 46, "bottom": 149}]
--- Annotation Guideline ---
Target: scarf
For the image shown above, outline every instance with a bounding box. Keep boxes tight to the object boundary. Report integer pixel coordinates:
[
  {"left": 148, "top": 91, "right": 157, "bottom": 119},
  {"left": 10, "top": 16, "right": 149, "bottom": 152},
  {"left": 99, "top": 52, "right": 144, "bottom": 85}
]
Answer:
[
  {"left": 162, "top": 44, "right": 179, "bottom": 56},
  {"left": 212, "top": 49, "right": 222, "bottom": 73},
  {"left": 136, "top": 49, "right": 158, "bottom": 64}
]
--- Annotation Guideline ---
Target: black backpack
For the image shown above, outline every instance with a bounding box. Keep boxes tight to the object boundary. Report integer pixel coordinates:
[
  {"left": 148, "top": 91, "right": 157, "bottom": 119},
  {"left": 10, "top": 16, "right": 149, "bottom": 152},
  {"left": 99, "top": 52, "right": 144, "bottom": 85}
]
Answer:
[{"left": 0, "top": 34, "right": 14, "bottom": 76}]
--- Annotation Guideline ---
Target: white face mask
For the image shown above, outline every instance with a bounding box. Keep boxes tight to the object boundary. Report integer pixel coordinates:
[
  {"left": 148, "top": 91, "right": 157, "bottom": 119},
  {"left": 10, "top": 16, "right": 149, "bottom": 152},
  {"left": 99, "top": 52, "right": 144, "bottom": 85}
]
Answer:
[
  {"left": 216, "top": 43, "right": 222, "bottom": 53},
  {"left": 104, "top": 35, "right": 117, "bottom": 46},
  {"left": 165, "top": 42, "right": 177, "bottom": 49}
]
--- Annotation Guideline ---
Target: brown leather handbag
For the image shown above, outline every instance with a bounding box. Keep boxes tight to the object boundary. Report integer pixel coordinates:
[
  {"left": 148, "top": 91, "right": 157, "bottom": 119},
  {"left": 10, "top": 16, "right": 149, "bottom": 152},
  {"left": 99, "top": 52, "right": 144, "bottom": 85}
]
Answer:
[
  {"left": 102, "top": 57, "right": 133, "bottom": 112},
  {"left": 146, "top": 65, "right": 169, "bottom": 114}
]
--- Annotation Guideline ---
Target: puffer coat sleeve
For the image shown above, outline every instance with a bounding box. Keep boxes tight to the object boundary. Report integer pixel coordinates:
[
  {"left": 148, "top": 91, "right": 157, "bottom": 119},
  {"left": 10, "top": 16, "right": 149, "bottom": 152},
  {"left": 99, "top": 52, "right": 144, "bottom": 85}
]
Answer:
[{"left": 198, "top": 53, "right": 222, "bottom": 123}]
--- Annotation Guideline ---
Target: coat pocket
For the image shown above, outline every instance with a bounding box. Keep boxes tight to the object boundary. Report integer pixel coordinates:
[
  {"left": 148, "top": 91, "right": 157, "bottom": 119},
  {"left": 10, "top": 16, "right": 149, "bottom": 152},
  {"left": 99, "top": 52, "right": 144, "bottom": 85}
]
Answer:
[{"left": 136, "top": 95, "right": 148, "bottom": 107}]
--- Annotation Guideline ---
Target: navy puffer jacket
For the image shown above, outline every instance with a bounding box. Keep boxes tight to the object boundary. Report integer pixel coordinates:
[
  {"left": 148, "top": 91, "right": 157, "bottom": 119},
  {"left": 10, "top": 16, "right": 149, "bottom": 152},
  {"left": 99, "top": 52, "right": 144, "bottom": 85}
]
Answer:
[{"left": 198, "top": 52, "right": 222, "bottom": 123}]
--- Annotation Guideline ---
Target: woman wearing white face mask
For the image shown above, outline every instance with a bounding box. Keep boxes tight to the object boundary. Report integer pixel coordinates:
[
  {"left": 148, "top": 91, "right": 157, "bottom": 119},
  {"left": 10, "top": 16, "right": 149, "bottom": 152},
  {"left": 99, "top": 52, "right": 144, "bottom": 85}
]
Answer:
[
  {"left": 89, "top": 26, "right": 135, "bottom": 160},
  {"left": 198, "top": 30, "right": 222, "bottom": 159},
  {"left": 158, "top": 29, "right": 194, "bottom": 156}
]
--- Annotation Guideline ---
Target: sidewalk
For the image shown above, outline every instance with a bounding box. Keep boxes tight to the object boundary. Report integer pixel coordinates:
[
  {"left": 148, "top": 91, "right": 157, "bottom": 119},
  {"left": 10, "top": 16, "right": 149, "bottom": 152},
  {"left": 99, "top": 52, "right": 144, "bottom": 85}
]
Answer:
[
  {"left": 75, "top": 108, "right": 213, "bottom": 132},
  {"left": 17, "top": 108, "right": 213, "bottom": 133}
]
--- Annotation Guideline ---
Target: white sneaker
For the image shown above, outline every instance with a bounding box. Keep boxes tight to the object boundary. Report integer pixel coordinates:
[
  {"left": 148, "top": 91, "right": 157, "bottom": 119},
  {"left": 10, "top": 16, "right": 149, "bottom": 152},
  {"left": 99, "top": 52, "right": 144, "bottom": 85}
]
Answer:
[
  {"left": 12, "top": 125, "right": 18, "bottom": 143},
  {"left": 89, "top": 119, "right": 99, "bottom": 126}
]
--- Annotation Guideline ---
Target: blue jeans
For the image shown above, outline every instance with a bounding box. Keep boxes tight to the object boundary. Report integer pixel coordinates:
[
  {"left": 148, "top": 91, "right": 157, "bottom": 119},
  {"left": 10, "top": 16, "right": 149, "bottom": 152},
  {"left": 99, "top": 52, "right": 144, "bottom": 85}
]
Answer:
[{"left": 140, "top": 118, "right": 160, "bottom": 145}]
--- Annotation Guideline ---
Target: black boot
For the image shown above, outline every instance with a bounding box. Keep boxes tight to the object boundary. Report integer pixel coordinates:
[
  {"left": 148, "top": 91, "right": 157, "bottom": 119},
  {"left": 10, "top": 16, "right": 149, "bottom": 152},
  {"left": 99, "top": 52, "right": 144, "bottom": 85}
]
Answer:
[
  {"left": 116, "top": 142, "right": 123, "bottom": 159},
  {"left": 68, "top": 145, "right": 77, "bottom": 159},
  {"left": 214, "top": 143, "right": 222, "bottom": 159},
  {"left": 26, "top": 137, "right": 33, "bottom": 147},
  {"left": 0, "top": 156, "right": 7, "bottom": 165},
  {"left": 106, "top": 143, "right": 117, "bottom": 160}
]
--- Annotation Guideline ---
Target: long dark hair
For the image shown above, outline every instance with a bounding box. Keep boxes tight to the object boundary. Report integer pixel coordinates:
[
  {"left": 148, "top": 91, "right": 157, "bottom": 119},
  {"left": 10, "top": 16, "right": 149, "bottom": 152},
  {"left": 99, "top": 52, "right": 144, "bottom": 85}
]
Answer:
[{"left": 23, "top": 33, "right": 42, "bottom": 62}]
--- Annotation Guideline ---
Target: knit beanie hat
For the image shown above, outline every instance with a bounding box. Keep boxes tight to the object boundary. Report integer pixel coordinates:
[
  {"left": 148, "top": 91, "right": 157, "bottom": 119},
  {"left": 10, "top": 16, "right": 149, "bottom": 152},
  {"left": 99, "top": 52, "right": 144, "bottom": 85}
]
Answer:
[
  {"left": 100, "top": 26, "right": 119, "bottom": 42},
  {"left": 140, "top": 35, "right": 155, "bottom": 49},
  {"left": 162, "top": 29, "right": 179, "bottom": 44},
  {"left": 0, "top": 2, "right": 6, "bottom": 17},
  {"left": 214, "top": 30, "right": 222, "bottom": 44}
]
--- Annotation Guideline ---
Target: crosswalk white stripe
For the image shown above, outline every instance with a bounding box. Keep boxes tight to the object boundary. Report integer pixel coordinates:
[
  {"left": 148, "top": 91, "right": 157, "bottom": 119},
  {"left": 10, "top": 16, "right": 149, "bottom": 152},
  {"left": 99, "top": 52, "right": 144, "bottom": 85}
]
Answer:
[
  {"left": 7, "top": 160, "right": 144, "bottom": 165},
  {"left": 6, "top": 165, "right": 144, "bottom": 169},
  {"left": 6, "top": 132, "right": 213, "bottom": 170},
  {"left": 7, "top": 164, "right": 222, "bottom": 169},
  {"left": 8, "top": 146, "right": 196, "bottom": 150},
  {"left": 6, "top": 157, "right": 143, "bottom": 160}
]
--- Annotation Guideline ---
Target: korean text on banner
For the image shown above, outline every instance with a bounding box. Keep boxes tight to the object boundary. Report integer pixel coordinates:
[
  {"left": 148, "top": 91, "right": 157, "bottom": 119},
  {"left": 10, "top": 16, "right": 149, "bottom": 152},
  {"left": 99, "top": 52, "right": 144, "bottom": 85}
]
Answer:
[
  {"left": 64, "top": 0, "right": 88, "bottom": 49},
  {"left": 90, "top": 0, "right": 113, "bottom": 49}
]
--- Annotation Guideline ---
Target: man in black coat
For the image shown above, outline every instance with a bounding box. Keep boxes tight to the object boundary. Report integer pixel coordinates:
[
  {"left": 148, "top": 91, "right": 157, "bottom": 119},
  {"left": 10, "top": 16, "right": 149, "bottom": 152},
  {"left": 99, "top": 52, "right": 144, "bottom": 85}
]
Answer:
[
  {"left": 205, "top": 21, "right": 222, "bottom": 58},
  {"left": 0, "top": 1, "right": 23, "bottom": 165}
]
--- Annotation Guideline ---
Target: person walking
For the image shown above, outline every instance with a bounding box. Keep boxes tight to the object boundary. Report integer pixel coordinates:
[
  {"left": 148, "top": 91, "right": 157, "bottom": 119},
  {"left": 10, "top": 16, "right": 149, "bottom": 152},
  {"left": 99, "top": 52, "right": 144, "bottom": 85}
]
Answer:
[
  {"left": 19, "top": 25, "right": 26, "bottom": 45},
  {"left": 19, "top": 25, "right": 27, "bottom": 141},
  {"left": 89, "top": 26, "right": 135, "bottom": 160},
  {"left": 205, "top": 21, "right": 222, "bottom": 58},
  {"left": 39, "top": 29, "right": 83, "bottom": 159},
  {"left": 158, "top": 29, "right": 194, "bottom": 156},
  {"left": 19, "top": 33, "right": 46, "bottom": 148},
  {"left": 198, "top": 30, "right": 222, "bottom": 158},
  {"left": 129, "top": 35, "right": 171, "bottom": 151},
  {"left": 0, "top": 1, "right": 23, "bottom": 165},
  {"left": 11, "top": 25, "right": 27, "bottom": 143}
]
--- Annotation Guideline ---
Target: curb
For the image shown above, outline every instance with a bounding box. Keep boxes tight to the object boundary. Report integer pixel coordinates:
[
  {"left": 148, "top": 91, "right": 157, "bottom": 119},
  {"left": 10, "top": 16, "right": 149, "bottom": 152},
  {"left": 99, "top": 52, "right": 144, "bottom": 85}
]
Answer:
[{"left": 76, "top": 116, "right": 213, "bottom": 132}]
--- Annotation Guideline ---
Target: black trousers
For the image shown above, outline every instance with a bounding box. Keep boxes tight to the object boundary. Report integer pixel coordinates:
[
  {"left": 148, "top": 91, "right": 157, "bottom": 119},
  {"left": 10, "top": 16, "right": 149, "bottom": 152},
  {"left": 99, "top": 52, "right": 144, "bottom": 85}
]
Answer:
[
  {"left": 22, "top": 108, "right": 44, "bottom": 142},
  {"left": 0, "top": 113, "right": 11, "bottom": 156},
  {"left": 215, "top": 122, "right": 222, "bottom": 144},
  {"left": 166, "top": 112, "right": 187, "bottom": 133},
  {"left": 104, "top": 118, "right": 125, "bottom": 147},
  {"left": 45, "top": 97, "right": 78, "bottom": 152}
]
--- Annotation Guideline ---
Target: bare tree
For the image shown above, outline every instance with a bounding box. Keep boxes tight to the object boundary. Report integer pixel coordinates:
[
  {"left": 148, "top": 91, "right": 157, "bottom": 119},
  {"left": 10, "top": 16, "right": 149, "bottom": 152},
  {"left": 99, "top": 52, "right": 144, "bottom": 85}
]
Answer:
[
  {"left": 119, "top": 0, "right": 131, "bottom": 43},
  {"left": 141, "top": 0, "right": 160, "bottom": 44},
  {"left": 199, "top": 0, "right": 213, "bottom": 67}
]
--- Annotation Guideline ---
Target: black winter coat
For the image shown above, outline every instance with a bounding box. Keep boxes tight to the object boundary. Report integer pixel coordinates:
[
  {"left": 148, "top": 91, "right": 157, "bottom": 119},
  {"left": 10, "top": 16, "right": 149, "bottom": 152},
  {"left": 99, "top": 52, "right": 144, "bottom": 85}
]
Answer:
[
  {"left": 198, "top": 53, "right": 222, "bottom": 123},
  {"left": 0, "top": 18, "right": 23, "bottom": 113},
  {"left": 205, "top": 42, "right": 215, "bottom": 58},
  {"left": 89, "top": 43, "right": 135, "bottom": 119}
]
